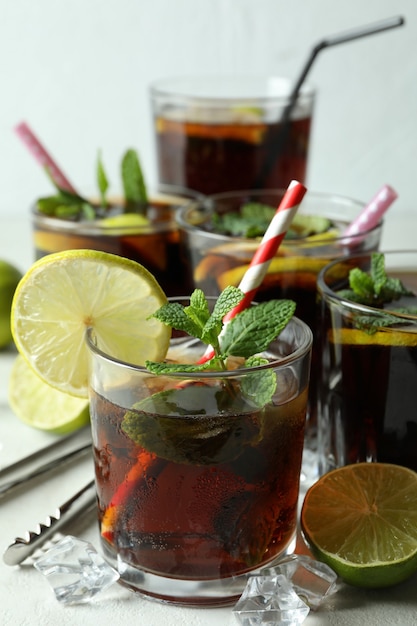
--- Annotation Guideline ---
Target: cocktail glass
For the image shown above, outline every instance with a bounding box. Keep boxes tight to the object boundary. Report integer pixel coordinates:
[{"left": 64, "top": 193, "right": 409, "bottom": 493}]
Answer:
[
  {"left": 317, "top": 250, "right": 417, "bottom": 474},
  {"left": 31, "top": 185, "right": 200, "bottom": 297},
  {"left": 176, "top": 189, "right": 384, "bottom": 479},
  {"left": 150, "top": 75, "right": 315, "bottom": 194},
  {"left": 86, "top": 300, "right": 312, "bottom": 606}
]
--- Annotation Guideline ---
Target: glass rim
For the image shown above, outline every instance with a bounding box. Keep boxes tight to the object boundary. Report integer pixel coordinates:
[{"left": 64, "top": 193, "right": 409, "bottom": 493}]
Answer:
[
  {"left": 176, "top": 188, "right": 383, "bottom": 246},
  {"left": 85, "top": 314, "right": 313, "bottom": 378},
  {"left": 149, "top": 74, "right": 315, "bottom": 103},
  {"left": 317, "top": 249, "right": 417, "bottom": 321}
]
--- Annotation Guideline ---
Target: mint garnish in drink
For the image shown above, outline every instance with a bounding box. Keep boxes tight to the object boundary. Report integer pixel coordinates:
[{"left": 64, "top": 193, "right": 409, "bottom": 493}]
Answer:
[
  {"left": 145, "top": 286, "right": 296, "bottom": 378},
  {"left": 35, "top": 148, "right": 148, "bottom": 220},
  {"left": 211, "top": 202, "right": 331, "bottom": 239},
  {"left": 336, "top": 252, "right": 417, "bottom": 332},
  {"left": 121, "top": 287, "right": 296, "bottom": 464}
]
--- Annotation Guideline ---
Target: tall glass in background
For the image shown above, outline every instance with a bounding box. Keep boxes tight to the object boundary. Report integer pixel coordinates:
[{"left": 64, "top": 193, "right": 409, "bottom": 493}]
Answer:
[
  {"left": 86, "top": 303, "right": 312, "bottom": 606},
  {"left": 31, "top": 185, "right": 199, "bottom": 297},
  {"left": 177, "top": 189, "right": 384, "bottom": 480},
  {"left": 317, "top": 250, "right": 417, "bottom": 475},
  {"left": 150, "top": 76, "right": 315, "bottom": 194}
]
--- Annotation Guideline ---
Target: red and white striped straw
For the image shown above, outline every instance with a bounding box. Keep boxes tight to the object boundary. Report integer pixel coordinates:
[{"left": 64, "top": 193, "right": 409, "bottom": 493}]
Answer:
[
  {"left": 199, "top": 179, "right": 307, "bottom": 363},
  {"left": 342, "top": 184, "right": 397, "bottom": 238},
  {"left": 14, "top": 121, "right": 78, "bottom": 194}
]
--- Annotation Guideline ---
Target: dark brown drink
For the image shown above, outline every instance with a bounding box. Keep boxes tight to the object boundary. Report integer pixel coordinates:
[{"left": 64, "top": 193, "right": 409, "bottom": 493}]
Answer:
[
  {"left": 318, "top": 255, "right": 417, "bottom": 474},
  {"left": 91, "top": 385, "right": 307, "bottom": 581},
  {"left": 154, "top": 116, "right": 311, "bottom": 194}
]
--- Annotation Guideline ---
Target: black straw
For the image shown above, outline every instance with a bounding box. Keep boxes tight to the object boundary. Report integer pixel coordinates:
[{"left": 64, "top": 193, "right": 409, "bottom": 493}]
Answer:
[{"left": 254, "top": 15, "right": 405, "bottom": 188}]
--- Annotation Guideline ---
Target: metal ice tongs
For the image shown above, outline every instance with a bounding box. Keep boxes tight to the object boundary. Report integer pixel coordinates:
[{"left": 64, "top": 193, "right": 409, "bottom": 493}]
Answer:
[
  {"left": 0, "top": 426, "right": 92, "bottom": 498},
  {"left": 3, "top": 479, "right": 97, "bottom": 565},
  {"left": 1, "top": 427, "right": 96, "bottom": 565}
]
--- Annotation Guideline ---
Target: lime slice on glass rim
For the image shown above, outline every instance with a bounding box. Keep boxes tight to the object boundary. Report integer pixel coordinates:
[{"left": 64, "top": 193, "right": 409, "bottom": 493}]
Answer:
[
  {"left": 9, "top": 355, "right": 90, "bottom": 434},
  {"left": 11, "top": 249, "right": 170, "bottom": 398},
  {"left": 301, "top": 462, "right": 417, "bottom": 588}
]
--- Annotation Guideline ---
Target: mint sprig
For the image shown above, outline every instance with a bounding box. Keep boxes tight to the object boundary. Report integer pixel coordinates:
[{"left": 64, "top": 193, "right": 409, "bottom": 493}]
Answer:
[
  {"left": 337, "top": 253, "right": 414, "bottom": 307},
  {"left": 35, "top": 148, "right": 148, "bottom": 220},
  {"left": 336, "top": 252, "right": 416, "bottom": 333},
  {"left": 145, "top": 286, "right": 296, "bottom": 377},
  {"left": 211, "top": 202, "right": 331, "bottom": 239}
]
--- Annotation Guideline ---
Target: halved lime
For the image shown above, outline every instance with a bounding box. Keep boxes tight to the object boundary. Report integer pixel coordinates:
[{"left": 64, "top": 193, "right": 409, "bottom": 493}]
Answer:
[
  {"left": 11, "top": 249, "right": 170, "bottom": 398},
  {"left": 301, "top": 463, "right": 417, "bottom": 588},
  {"left": 9, "top": 355, "right": 90, "bottom": 434}
]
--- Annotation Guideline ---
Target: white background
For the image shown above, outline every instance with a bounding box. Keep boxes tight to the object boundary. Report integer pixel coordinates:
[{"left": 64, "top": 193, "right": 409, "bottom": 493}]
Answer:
[{"left": 1, "top": 0, "right": 416, "bottom": 219}]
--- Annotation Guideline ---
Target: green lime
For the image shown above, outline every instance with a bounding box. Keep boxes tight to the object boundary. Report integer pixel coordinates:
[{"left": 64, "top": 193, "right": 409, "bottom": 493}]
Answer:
[
  {"left": 301, "top": 463, "right": 417, "bottom": 588},
  {"left": 0, "top": 259, "right": 22, "bottom": 349},
  {"left": 9, "top": 355, "right": 90, "bottom": 434}
]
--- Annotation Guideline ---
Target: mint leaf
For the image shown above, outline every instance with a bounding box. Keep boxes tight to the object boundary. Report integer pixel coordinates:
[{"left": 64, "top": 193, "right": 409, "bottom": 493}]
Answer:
[
  {"left": 221, "top": 299, "right": 296, "bottom": 358},
  {"left": 145, "top": 358, "right": 221, "bottom": 375},
  {"left": 121, "top": 384, "right": 263, "bottom": 465},
  {"left": 212, "top": 203, "right": 274, "bottom": 237},
  {"left": 201, "top": 286, "right": 244, "bottom": 346},
  {"left": 241, "top": 356, "right": 277, "bottom": 407},
  {"left": 36, "top": 189, "right": 94, "bottom": 221},
  {"left": 151, "top": 301, "right": 202, "bottom": 338},
  {"left": 96, "top": 150, "right": 109, "bottom": 208},
  {"left": 348, "top": 268, "right": 375, "bottom": 304},
  {"left": 370, "top": 252, "right": 386, "bottom": 296},
  {"left": 355, "top": 309, "right": 417, "bottom": 334},
  {"left": 121, "top": 148, "right": 148, "bottom": 212}
]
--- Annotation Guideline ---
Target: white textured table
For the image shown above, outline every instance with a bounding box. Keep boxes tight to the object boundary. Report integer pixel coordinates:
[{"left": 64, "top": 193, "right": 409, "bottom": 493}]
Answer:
[{"left": 1, "top": 214, "right": 417, "bottom": 626}]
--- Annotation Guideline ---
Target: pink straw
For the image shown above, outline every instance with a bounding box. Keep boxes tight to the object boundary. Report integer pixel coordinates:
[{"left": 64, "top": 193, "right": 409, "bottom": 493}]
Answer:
[
  {"left": 14, "top": 121, "right": 78, "bottom": 194},
  {"left": 199, "top": 179, "right": 307, "bottom": 363},
  {"left": 342, "top": 184, "right": 398, "bottom": 238}
]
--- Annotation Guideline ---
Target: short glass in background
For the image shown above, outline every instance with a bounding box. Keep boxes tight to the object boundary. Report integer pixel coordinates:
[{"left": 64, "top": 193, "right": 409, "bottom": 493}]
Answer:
[
  {"left": 86, "top": 302, "right": 312, "bottom": 606},
  {"left": 150, "top": 75, "right": 315, "bottom": 194},
  {"left": 317, "top": 250, "right": 417, "bottom": 475},
  {"left": 177, "top": 189, "right": 384, "bottom": 480},
  {"left": 31, "top": 185, "right": 199, "bottom": 297}
]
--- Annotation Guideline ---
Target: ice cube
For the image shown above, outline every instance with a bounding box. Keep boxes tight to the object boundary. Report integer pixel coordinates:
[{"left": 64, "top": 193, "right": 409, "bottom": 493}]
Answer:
[
  {"left": 34, "top": 535, "right": 119, "bottom": 604},
  {"left": 233, "top": 573, "right": 310, "bottom": 625},
  {"left": 261, "top": 554, "right": 338, "bottom": 609}
]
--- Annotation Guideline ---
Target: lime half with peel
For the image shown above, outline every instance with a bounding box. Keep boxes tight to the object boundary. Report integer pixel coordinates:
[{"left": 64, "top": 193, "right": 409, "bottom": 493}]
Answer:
[
  {"left": 301, "top": 463, "right": 417, "bottom": 588},
  {"left": 9, "top": 355, "right": 90, "bottom": 434},
  {"left": 11, "top": 249, "right": 170, "bottom": 398}
]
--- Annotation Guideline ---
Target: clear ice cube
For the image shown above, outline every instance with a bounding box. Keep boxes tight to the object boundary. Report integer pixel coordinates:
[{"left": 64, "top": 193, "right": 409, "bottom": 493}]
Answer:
[
  {"left": 233, "top": 574, "right": 310, "bottom": 626},
  {"left": 34, "top": 535, "right": 119, "bottom": 604},
  {"left": 261, "top": 554, "right": 338, "bottom": 609}
]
